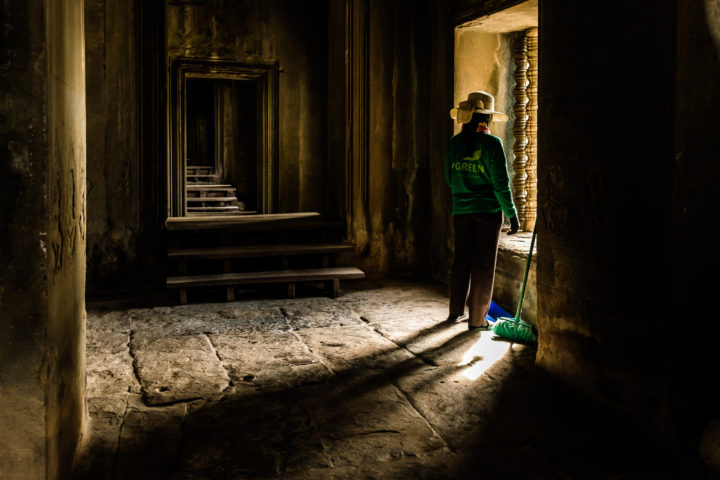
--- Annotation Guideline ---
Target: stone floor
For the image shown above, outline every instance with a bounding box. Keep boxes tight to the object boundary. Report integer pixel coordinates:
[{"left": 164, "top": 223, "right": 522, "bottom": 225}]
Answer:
[{"left": 74, "top": 280, "right": 712, "bottom": 480}]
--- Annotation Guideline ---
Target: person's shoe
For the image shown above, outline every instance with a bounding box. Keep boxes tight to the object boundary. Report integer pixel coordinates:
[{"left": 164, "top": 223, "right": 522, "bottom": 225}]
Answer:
[
  {"left": 445, "top": 314, "right": 466, "bottom": 324},
  {"left": 468, "top": 320, "right": 494, "bottom": 331}
]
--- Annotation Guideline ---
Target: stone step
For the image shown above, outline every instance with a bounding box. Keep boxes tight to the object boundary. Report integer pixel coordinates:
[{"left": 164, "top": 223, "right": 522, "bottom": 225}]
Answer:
[
  {"left": 187, "top": 174, "right": 219, "bottom": 181},
  {"left": 187, "top": 180, "right": 221, "bottom": 186},
  {"left": 187, "top": 206, "right": 240, "bottom": 212},
  {"left": 168, "top": 242, "right": 355, "bottom": 260},
  {"left": 187, "top": 192, "right": 237, "bottom": 199},
  {"left": 166, "top": 267, "right": 365, "bottom": 289},
  {"left": 187, "top": 184, "right": 233, "bottom": 191},
  {"left": 188, "top": 211, "right": 258, "bottom": 216},
  {"left": 186, "top": 166, "right": 214, "bottom": 174},
  {"left": 186, "top": 197, "right": 238, "bottom": 203},
  {"left": 166, "top": 212, "right": 345, "bottom": 233}
]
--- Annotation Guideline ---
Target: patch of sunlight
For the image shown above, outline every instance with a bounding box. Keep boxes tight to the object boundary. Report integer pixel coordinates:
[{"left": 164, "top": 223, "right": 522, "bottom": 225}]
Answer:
[{"left": 458, "top": 333, "right": 511, "bottom": 380}]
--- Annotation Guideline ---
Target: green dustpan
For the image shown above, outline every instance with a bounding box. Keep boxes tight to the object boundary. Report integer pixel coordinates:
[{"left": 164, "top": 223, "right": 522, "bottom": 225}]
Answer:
[{"left": 492, "top": 221, "right": 538, "bottom": 344}]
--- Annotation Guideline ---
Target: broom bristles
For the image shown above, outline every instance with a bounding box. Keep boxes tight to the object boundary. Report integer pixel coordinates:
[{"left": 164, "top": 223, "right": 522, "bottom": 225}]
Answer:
[{"left": 492, "top": 316, "right": 537, "bottom": 344}]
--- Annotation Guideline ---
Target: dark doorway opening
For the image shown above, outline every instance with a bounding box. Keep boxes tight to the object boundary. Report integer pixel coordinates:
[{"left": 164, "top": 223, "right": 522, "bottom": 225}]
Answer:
[
  {"left": 186, "top": 79, "right": 215, "bottom": 169},
  {"left": 185, "top": 78, "right": 260, "bottom": 214},
  {"left": 169, "top": 59, "right": 278, "bottom": 218}
]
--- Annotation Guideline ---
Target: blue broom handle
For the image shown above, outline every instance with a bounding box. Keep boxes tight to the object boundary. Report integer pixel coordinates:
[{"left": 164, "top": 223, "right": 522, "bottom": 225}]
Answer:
[{"left": 514, "top": 221, "right": 537, "bottom": 320}]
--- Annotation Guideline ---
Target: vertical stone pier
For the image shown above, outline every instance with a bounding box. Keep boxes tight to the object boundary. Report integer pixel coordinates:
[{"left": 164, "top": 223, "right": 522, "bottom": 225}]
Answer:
[{"left": 0, "top": 0, "right": 87, "bottom": 478}]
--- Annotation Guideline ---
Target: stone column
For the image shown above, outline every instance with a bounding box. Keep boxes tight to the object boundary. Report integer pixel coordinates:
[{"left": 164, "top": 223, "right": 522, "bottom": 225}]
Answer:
[
  {"left": 524, "top": 28, "right": 539, "bottom": 231},
  {"left": 0, "top": 0, "right": 87, "bottom": 478},
  {"left": 512, "top": 33, "right": 529, "bottom": 224},
  {"left": 512, "top": 28, "right": 539, "bottom": 231}
]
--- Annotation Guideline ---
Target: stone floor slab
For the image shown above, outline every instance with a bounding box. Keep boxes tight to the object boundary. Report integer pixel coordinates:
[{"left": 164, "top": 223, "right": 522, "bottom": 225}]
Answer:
[
  {"left": 337, "top": 283, "right": 471, "bottom": 362},
  {"left": 292, "top": 325, "right": 414, "bottom": 372},
  {"left": 86, "top": 330, "right": 139, "bottom": 398},
  {"left": 112, "top": 395, "right": 187, "bottom": 479},
  {"left": 300, "top": 374, "right": 448, "bottom": 466},
  {"left": 132, "top": 333, "right": 231, "bottom": 405},
  {"left": 209, "top": 330, "right": 331, "bottom": 389},
  {"left": 176, "top": 394, "right": 329, "bottom": 479}
]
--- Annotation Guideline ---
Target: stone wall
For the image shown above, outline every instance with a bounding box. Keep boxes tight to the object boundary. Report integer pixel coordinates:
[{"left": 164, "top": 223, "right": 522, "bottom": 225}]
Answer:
[
  {"left": 0, "top": 2, "right": 50, "bottom": 475},
  {"left": 536, "top": 0, "right": 675, "bottom": 429},
  {"left": 453, "top": 28, "right": 518, "bottom": 147},
  {"left": 84, "top": 0, "right": 148, "bottom": 293},
  {"left": 359, "top": 0, "right": 434, "bottom": 277},
  {"left": 427, "top": 1, "right": 456, "bottom": 284},
  {"left": 453, "top": 0, "right": 529, "bottom": 25},
  {"left": 0, "top": 0, "right": 87, "bottom": 477},
  {"left": 535, "top": 0, "right": 720, "bottom": 454},
  {"left": 671, "top": 0, "right": 720, "bottom": 454},
  {"left": 329, "top": 0, "right": 439, "bottom": 278}
]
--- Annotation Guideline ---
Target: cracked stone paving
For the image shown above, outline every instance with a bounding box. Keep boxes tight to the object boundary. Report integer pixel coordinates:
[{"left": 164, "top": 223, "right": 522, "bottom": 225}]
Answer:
[{"left": 74, "top": 281, "right": 705, "bottom": 479}]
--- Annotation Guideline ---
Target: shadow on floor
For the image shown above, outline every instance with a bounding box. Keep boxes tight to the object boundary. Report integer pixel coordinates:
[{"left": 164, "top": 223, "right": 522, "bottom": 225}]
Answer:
[{"left": 74, "top": 285, "right": 717, "bottom": 480}]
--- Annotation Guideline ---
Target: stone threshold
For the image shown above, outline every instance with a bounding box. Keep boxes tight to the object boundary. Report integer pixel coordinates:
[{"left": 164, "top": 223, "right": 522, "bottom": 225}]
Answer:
[
  {"left": 166, "top": 212, "right": 322, "bottom": 230},
  {"left": 498, "top": 230, "right": 537, "bottom": 259}
]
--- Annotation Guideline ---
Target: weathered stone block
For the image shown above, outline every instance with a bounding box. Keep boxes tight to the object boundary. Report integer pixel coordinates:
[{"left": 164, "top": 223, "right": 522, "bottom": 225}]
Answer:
[{"left": 132, "top": 333, "right": 230, "bottom": 405}]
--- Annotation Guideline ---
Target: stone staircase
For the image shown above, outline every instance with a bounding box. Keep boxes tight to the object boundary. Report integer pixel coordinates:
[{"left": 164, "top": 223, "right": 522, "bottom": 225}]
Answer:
[
  {"left": 186, "top": 165, "right": 254, "bottom": 215},
  {"left": 165, "top": 213, "right": 365, "bottom": 304}
]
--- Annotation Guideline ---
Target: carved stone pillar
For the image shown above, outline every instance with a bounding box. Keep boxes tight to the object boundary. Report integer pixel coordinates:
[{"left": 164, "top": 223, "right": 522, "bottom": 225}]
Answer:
[
  {"left": 512, "top": 33, "right": 529, "bottom": 224},
  {"left": 524, "top": 28, "right": 539, "bottom": 231}
]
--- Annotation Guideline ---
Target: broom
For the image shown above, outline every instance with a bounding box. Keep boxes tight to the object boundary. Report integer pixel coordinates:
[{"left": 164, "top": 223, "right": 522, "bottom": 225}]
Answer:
[{"left": 492, "top": 220, "right": 537, "bottom": 344}]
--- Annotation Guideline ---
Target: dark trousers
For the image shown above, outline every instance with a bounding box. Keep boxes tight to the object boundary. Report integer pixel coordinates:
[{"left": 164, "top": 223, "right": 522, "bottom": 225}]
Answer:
[{"left": 449, "top": 212, "right": 503, "bottom": 326}]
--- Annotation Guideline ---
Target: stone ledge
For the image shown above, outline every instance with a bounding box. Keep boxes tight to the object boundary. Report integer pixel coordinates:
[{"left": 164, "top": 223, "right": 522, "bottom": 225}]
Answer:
[
  {"left": 494, "top": 230, "right": 537, "bottom": 325},
  {"left": 498, "top": 230, "right": 536, "bottom": 258}
]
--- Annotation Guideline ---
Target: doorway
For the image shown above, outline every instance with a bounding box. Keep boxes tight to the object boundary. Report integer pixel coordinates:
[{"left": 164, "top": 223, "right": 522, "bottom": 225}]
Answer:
[
  {"left": 453, "top": 0, "right": 539, "bottom": 323},
  {"left": 169, "top": 59, "right": 278, "bottom": 217},
  {"left": 454, "top": 0, "right": 539, "bottom": 231},
  {"left": 185, "top": 77, "right": 260, "bottom": 215}
]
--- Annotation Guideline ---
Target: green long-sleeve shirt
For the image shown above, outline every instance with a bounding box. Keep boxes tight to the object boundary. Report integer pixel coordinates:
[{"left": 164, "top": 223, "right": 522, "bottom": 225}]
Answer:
[{"left": 445, "top": 131, "right": 517, "bottom": 218}]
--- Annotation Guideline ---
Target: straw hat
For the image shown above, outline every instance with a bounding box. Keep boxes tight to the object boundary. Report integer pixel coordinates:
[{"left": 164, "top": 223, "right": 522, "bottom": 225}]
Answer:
[{"left": 450, "top": 91, "right": 508, "bottom": 124}]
